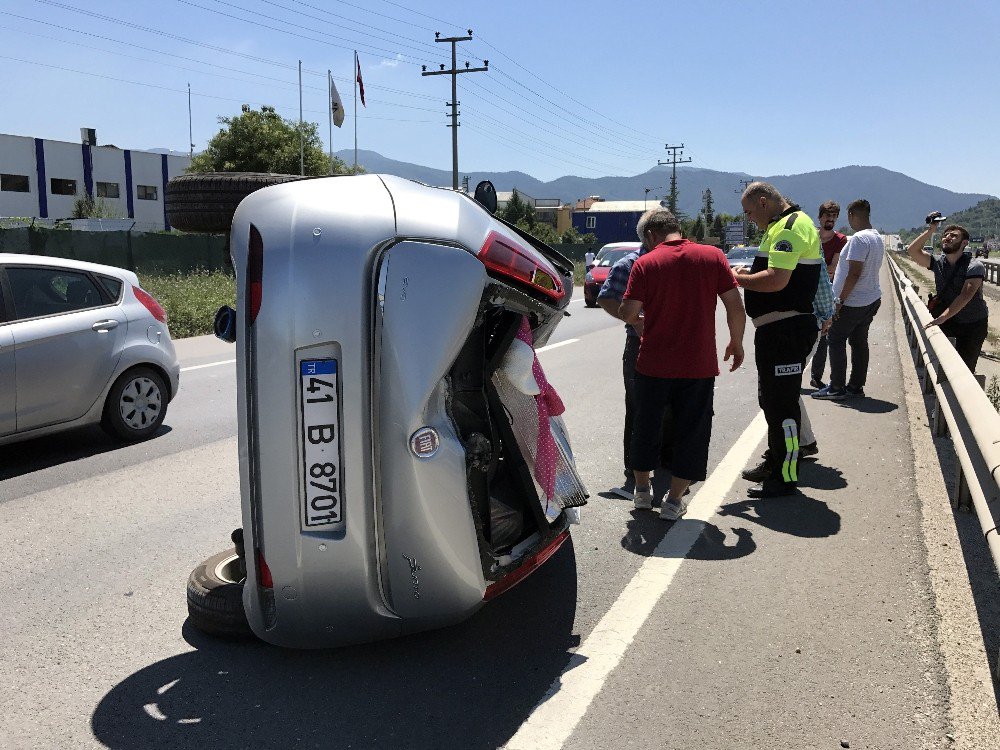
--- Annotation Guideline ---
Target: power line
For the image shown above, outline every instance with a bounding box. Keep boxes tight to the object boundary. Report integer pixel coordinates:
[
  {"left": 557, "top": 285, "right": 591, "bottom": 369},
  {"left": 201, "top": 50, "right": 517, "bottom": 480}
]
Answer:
[
  {"left": 5, "top": 9, "right": 439, "bottom": 101},
  {"left": 173, "top": 0, "right": 426, "bottom": 63},
  {"left": 195, "top": 0, "right": 440, "bottom": 60},
  {"left": 459, "top": 77, "right": 652, "bottom": 163}
]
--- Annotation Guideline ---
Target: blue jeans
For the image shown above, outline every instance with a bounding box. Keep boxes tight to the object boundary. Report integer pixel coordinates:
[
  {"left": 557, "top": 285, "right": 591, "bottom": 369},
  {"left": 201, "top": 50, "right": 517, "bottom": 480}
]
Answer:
[{"left": 828, "top": 299, "right": 881, "bottom": 390}]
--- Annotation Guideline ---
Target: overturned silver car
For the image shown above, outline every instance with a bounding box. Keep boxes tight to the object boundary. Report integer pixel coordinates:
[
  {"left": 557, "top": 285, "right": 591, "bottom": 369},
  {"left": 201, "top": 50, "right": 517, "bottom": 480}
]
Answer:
[{"left": 181, "top": 173, "right": 587, "bottom": 648}]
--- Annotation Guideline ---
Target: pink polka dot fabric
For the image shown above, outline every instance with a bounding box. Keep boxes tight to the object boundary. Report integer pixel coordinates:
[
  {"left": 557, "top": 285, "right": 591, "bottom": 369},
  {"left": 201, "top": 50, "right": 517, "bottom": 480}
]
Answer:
[{"left": 516, "top": 317, "right": 565, "bottom": 502}]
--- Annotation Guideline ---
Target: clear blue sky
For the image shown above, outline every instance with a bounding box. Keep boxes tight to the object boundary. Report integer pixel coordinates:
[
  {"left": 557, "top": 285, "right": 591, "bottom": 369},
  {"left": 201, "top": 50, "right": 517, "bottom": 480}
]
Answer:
[{"left": 3, "top": 0, "right": 998, "bottom": 196}]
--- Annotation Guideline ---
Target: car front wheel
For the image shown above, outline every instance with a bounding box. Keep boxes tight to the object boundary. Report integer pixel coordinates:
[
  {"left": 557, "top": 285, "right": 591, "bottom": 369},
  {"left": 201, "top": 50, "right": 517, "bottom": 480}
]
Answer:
[{"left": 101, "top": 367, "right": 168, "bottom": 441}]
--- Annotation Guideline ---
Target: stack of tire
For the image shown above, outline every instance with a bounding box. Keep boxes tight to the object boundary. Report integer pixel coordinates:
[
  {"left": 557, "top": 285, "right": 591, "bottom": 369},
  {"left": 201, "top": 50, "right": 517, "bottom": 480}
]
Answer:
[{"left": 165, "top": 172, "right": 311, "bottom": 233}]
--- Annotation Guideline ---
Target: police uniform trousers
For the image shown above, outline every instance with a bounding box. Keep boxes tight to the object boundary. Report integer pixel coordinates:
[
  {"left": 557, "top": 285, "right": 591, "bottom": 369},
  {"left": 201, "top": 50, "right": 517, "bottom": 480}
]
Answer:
[{"left": 754, "top": 314, "right": 818, "bottom": 483}]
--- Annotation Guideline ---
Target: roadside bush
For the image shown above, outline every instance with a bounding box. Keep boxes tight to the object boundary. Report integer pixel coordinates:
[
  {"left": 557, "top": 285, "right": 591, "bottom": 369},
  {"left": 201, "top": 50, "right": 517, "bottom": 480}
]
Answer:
[{"left": 138, "top": 269, "right": 235, "bottom": 339}]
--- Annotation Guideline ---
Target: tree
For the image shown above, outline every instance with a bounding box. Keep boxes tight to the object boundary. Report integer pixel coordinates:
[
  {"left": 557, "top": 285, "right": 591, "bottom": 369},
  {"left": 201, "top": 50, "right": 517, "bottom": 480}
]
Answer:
[
  {"left": 498, "top": 189, "right": 530, "bottom": 226},
  {"left": 711, "top": 214, "right": 724, "bottom": 241},
  {"left": 516, "top": 219, "right": 557, "bottom": 244},
  {"left": 71, "top": 194, "right": 118, "bottom": 219},
  {"left": 690, "top": 216, "right": 706, "bottom": 241},
  {"left": 189, "top": 104, "right": 354, "bottom": 176},
  {"left": 703, "top": 188, "right": 715, "bottom": 226}
]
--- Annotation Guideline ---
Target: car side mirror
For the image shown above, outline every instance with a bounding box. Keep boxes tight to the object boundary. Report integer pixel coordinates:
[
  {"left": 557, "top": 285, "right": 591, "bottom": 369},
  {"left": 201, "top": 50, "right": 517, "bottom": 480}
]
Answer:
[{"left": 473, "top": 180, "right": 497, "bottom": 215}]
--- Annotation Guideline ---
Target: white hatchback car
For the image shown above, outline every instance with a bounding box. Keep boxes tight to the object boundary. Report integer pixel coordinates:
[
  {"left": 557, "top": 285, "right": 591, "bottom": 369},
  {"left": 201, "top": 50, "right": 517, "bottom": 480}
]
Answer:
[{"left": 0, "top": 254, "right": 180, "bottom": 446}]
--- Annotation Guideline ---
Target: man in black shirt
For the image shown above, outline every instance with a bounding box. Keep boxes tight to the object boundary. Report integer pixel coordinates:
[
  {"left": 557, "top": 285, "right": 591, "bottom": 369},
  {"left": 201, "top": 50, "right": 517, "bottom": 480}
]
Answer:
[{"left": 905, "top": 216, "right": 989, "bottom": 372}]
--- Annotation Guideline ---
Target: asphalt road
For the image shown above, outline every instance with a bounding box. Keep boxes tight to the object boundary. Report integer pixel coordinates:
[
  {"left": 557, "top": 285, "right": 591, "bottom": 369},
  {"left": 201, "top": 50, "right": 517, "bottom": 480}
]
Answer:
[{"left": 1, "top": 286, "right": 996, "bottom": 749}]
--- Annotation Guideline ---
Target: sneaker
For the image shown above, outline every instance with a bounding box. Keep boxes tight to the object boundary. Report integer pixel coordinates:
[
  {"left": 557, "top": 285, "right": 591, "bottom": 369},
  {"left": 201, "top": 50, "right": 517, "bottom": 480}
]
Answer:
[
  {"left": 610, "top": 477, "right": 635, "bottom": 501},
  {"left": 660, "top": 495, "right": 691, "bottom": 520},
  {"left": 809, "top": 378, "right": 826, "bottom": 389},
  {"left": 741, "top": 457, "right": 772, "bottom": 483},
  {"left": 633, "top": 488, "right": 653, "bottom": 510},
  {"left": 844, "top": 385, "right": 865, "bottom": 397},
  {"left": 811, "top": 385, "right": 847, "bottom": 400},
  {"left": 799, "top": 441, "right": 819, "bottom": 458}
]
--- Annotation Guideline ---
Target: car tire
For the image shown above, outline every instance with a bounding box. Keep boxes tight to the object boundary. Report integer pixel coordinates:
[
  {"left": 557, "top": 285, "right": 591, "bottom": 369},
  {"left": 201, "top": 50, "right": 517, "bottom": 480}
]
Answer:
[
  {"left": 186, "top": 548, "right": 252, "bottom": 637},
  {"left": 100, "top": 367, "right": 168, "bottom": 442},
  {"left": 165, "top": 172, "right": 311, "bottom": 233},
  {"left": 584, "top": 298, "right": 598, "bottom": 308}
]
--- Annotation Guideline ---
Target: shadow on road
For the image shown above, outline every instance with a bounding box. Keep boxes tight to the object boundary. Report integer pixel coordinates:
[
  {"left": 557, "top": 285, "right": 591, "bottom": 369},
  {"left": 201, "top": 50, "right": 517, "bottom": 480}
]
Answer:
[
  {"left": 797, "top": 462, "right": 848, "bottom": 490},
  {"left": 718, "top": 494, "right": 841, "bottom": 538},
  {"left": 834, "top": 397, "right": 899, "bottom": 414},
  {"left": 621, "top": 511, "right": 756, "bottom": 562},
  {"left": 91, "top": 540, "right": 580, "bottom": 750},
  {"left": 0, "top": 425, "right": 172, "bottom": 480}
]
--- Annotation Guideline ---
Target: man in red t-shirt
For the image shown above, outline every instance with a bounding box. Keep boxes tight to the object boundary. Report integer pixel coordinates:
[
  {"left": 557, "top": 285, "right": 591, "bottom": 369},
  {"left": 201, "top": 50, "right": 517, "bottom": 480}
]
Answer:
[
  {"left": 811, "top": 200, "right": 848, "bottom": 388},
  {"left": 620, "top": 208, "right": 746, "bottom": 520}
]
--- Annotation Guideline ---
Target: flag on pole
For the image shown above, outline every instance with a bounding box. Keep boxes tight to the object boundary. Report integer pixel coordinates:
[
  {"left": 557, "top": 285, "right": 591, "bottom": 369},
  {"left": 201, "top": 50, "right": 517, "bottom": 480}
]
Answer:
[
  {"left": 355, "top": 52, "right": 366, "bottom": 107},
  {"left": 329, "top": 73, "right": 345, "bottom": 128}
]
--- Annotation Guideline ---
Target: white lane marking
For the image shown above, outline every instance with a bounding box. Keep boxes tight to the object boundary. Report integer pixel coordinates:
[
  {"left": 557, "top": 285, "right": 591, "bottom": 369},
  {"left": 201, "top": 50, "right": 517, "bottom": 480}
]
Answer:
[
  {"left": 536, "top": 338, "right": 579, "bottom": 353},
  {"left": 180, "top": 359, "right": 236, "bottom": 372},
  {"left": 504, "top": 411, "right": 767, "bottom": 750}
]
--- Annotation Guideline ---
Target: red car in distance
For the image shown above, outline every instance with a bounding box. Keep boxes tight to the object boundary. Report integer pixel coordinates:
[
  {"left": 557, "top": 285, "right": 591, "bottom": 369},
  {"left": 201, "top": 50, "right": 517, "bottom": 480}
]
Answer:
[{"left": 583, "top": 243, "right": 640, "bottom": 307}]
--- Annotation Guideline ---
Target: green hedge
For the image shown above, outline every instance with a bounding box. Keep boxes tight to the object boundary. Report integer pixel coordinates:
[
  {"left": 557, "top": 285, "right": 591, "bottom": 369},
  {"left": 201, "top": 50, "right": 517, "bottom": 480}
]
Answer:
[{"left": 139, "top": 270, "right": 234, "bottom": 339}]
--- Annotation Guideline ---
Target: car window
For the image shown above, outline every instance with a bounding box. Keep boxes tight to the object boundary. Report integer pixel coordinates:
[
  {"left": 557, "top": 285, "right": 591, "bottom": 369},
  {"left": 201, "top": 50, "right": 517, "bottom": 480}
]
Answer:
[
  {"left": 97, "top": 275, "right": 123, "bottom": 301},
  {"left": 6, "top": 267, "right": 107, "bottom": 321},
  {"left": 598, "top": 250, "right": 630, "bottom": 267}
]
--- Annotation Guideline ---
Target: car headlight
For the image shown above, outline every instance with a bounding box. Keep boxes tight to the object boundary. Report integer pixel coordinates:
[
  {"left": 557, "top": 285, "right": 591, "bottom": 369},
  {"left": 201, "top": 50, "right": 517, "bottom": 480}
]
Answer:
[{"left": 585, "top": 272, "right": 594, "bottom": 283}]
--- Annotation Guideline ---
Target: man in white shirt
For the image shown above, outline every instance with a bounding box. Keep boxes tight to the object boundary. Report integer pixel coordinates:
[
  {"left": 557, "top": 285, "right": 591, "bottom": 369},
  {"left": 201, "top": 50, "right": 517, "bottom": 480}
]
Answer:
[
  {"left": 584, "top": 250, "right": 596, "bottom": 271},
  {"left": 813, "top": 199, "right": 884, "bottom": 400}
]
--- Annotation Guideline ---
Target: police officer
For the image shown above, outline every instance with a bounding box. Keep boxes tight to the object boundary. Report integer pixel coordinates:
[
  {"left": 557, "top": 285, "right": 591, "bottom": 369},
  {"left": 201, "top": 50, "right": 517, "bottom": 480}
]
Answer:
[{"left": 733, "top": 182, "right": 822, "bottom": 498}]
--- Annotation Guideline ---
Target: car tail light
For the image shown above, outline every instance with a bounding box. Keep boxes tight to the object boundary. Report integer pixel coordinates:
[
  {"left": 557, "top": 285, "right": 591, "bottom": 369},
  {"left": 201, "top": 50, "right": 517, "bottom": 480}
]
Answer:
[
  {"left": 484, "top": 529, "right": 570, "bottom": 601},
  {"left": 132, "top": 286, "right": 167, "bottom": 324},
  {"left": 477, "top": 231, "right": 564, "bottom": 301},
  {"left": 247, "top": 224, "right": 264, "bottom": 324},
  {"left": 257, "top": 550, "right": 273, "bottom": 589}
]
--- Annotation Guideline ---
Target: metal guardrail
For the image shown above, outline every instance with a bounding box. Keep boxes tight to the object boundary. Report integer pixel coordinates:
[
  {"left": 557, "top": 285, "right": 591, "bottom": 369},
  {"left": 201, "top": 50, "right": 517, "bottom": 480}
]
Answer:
[
  {"left": 887, "top": 255, "right": 1000, "bottom": 593},
  {"left": 982, "top": 258, "right": 1000, "bottom": 285}
]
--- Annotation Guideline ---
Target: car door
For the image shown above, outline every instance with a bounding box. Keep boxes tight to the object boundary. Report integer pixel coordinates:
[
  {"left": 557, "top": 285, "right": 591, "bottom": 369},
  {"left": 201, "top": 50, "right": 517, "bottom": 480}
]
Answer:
[
  {"left": 0, "top": 280, "right": 14, "bottom": 435},
  {"left": 4, "top": 264, "right": 126, "bottom": 432}
]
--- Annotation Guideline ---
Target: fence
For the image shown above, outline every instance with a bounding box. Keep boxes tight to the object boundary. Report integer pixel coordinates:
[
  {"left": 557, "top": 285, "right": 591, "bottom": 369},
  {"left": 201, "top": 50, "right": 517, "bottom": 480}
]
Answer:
[
  {"left": 0, "top": 226, "right": 230, "bottom": 275},
  {"left": 887, "top": 253, "right": 1000, "bottom": 676}
]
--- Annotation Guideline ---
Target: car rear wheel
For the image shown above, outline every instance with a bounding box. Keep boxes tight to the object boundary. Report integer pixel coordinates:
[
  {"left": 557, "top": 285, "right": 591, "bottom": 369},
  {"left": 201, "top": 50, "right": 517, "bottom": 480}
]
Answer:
[
  {"left": 100, "top": 367, "right": 168, "bottom": 441},
  {"left": 186, "top": 548, "right": 252, "bottom": 637},
  {"left": 165, "top": 172, "right": 311, "bottom": 233}
]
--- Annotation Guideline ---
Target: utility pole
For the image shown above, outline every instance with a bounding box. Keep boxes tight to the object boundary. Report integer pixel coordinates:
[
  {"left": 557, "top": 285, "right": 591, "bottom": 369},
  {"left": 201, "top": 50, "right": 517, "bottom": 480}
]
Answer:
[
  {"left": 735, "top": 178, "right": 752, "bottom": 245},
  {"left": 657, "top": 144, "right": 691, "bottom": 214},
  {"left": 422, "top": 31, "right": 488, "bottom": 190}
]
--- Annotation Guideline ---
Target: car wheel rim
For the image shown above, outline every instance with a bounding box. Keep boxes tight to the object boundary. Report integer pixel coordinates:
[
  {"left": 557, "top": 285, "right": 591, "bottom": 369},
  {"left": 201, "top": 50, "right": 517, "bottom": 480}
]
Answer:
[{"left": 118, "top": 376, "right": 162, "bottom": 430}]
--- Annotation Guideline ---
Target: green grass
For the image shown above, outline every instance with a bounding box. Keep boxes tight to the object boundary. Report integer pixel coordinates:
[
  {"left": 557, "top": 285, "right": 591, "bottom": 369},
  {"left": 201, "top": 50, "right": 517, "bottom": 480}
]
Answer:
[{"left": 138, "top": 269, "right": 235, "bottom": 339}]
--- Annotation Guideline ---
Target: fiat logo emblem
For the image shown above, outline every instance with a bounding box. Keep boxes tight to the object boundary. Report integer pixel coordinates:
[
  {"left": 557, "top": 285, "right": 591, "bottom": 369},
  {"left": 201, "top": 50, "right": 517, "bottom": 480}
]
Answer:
[{"left": 410, "top": 427, "right": 440, "bottom": 459}]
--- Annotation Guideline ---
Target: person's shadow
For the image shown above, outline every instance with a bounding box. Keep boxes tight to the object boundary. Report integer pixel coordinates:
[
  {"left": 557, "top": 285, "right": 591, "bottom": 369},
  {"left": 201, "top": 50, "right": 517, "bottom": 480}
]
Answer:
[
  {"left": 621, "top": 511, "right": 756, "bottom": 561},
  {"left": 718, "top": 493, "right": 841, "bottom": 538},
  {"left": 797, "top": 462, "right": 848, "bottom": 490},
  {"left": 91, "top": 541, "right": 581, "bottom": 750}
]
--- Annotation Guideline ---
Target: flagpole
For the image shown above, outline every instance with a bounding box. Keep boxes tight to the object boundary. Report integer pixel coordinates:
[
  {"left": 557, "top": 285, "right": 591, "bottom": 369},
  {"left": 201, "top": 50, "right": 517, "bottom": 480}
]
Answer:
[
  {"left": 327, "top": 70, "right": 333, "bottom": 175},
  {"left": 298, "top": 59, "right": 304, "bottom": 176},
  {"left": 353, "top": 51, "right": 358, "bottom": 171},
  {"left": 354, "top": 50, "right": 359, "bottom": 173}
]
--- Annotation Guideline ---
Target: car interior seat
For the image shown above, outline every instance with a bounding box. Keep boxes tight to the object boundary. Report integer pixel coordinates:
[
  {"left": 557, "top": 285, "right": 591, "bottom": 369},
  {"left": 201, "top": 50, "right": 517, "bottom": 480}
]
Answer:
[{"left": 65, "top": 278, "right": 97, "bottom": 308}]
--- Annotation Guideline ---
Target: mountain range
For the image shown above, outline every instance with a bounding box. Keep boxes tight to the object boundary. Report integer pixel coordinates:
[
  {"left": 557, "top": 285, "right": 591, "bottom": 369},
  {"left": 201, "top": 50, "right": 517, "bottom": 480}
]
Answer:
[{"left": 336, "top": 149, "right": 994, "bottom": 232}]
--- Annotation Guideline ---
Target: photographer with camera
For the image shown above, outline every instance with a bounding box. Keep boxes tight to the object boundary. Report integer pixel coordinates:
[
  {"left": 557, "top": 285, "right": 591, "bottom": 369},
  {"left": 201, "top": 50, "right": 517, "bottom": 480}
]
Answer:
[{"left": 905, "top": 212, "right": 989, "bottom": 373}]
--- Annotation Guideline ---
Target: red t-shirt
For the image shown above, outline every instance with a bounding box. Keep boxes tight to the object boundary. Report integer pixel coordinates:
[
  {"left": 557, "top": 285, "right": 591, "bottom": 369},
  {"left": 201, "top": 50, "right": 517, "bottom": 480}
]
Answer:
[
  {"left": 822, "top": 232, "right": 847, "bottom": 266},
  {"left": 622, "top": 239, "right": 738, "bottom": 379}
]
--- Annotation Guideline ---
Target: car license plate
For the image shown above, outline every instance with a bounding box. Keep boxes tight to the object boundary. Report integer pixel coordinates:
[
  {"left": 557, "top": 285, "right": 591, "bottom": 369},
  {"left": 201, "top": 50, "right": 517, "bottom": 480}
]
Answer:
[{"left": 299, "top": 359, "right": 343, "bottom": 528}]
